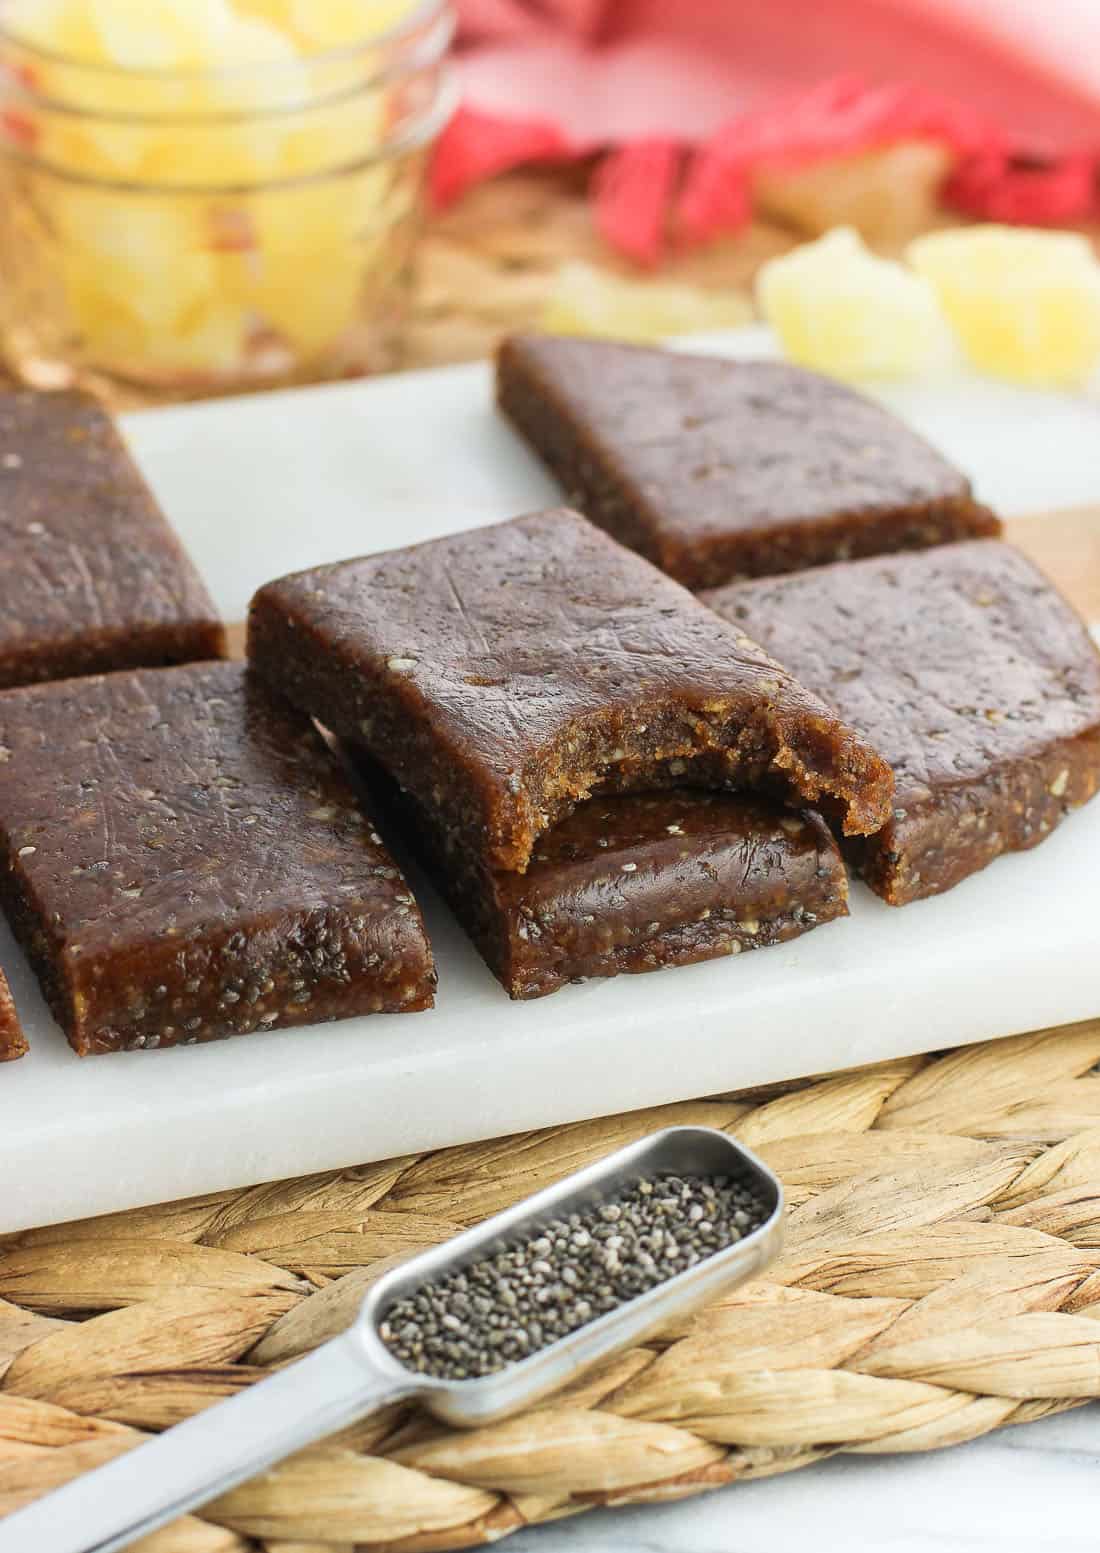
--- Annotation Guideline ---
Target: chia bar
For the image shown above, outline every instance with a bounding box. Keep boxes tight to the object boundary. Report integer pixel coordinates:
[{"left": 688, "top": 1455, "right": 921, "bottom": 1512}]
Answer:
[
  {"left": 496, "top": 334, "right": 999, "bottom": 591},
  {"left": 248, "top": 508, "right": 894, "bottom": 876},
  {"left": 704, "top": 541, "right": 1100, "bottom": 904},
  {"left": 0, "top": 389, "right": 225, "bottom": 688},
  {"left": 0, "top": 661, "right": 435, "bottom": 1056},
  {"left": 356, "top": 757, "right": 848, "bottom": 999},
  {"left": 380, "top": 1171, "right": 772, "bottom": 1381},
  {"left": 0, "top": 970, "right": 26, "bottom": 1061}
]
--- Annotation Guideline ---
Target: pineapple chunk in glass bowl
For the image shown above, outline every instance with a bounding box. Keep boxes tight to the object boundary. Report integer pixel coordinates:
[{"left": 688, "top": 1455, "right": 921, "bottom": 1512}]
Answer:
[{"left": 0, "top": 0, "right": 454, "bottom": 397}]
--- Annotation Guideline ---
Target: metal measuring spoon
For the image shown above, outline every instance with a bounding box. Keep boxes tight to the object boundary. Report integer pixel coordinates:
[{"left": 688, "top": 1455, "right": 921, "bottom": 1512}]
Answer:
[{"left": 1, "top": 1125, "right": 783, "bottom": 1553}]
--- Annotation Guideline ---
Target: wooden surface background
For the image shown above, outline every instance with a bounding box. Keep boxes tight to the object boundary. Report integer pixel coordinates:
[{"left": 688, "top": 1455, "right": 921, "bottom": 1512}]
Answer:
[{"left": 1006, "top": 511, "right": 1100, "bottom": 624}]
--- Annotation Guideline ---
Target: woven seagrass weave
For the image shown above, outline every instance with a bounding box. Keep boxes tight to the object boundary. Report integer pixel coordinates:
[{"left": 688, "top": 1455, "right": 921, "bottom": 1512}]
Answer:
[{"left": 4, "top": 1019, "right": 1100, "bottom": 1550}]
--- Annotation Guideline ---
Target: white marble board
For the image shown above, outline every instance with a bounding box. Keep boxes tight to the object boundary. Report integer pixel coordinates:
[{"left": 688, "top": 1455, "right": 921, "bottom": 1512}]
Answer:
[{"left": 3, "top": 329, "right": 1100, "bottom": 1233}]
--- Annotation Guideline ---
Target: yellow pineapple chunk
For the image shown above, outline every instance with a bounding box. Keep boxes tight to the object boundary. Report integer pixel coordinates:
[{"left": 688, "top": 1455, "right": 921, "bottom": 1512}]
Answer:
[
  {"left": 144, "top": 298, "right": 248, "bottom": 378},
  {"left": 542, "top": 261, "right": 752, "bottom": 343},
  {"left": 279, "top": 80, "right": 387, "bottom": 178},
  {"left": 217, "top": 0, "right": 416, "bottom": 49},
  {"left": 220, "top": 181, "right": 366, "bottom": 357},
  {"left": 60, "top": 258, "right": 147, "bottom": 366},
  {"left": 757, "top": 226, "right": 952, "bottom": 381},
  {"left": 288, "top": 0, "right": 417, "bottom": 49},
  {"left": 19, "top": 1, "right": 302, "bottom": 177},
  {"left": 8, "top": 0, "right": 413, "bottom": 380},
  {"left": 60, "top": 257, "right": 244, "bottom": 381},
  {"left": 228, "top": 0, "right": 297, "bottom": 35},
  {"left": 49, "top": 187, "right": 220, "bottom": 374},
  {"left": 245, "top": 247, "right": 364, "bottom": 358},
  {"left": 85, "top": 0, "right": 233, "bottom": 69},
  {"left": 908, "top": 225, "right": 1100, "bottom": 387},
  {"left": 214, "top": 10, "right": 299, "bottom": 66},
  {"left": 3, "top": 0, "right": 100, "bottom": 57}
]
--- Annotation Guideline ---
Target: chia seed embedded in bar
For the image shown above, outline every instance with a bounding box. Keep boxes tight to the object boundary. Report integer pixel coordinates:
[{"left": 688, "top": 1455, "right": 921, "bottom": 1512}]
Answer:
[
  {"left": 248, "top": 508, "right": 894, "bottom": 876},
  {"left": 496, "top": 333, "right": 1000, "bottom": 591},
  {"left": 705, "top": 540, "right": 1100, "bottom": 905},
  {"left": 0, "top": 662, "right": 435, "bottom": 1055},
  {"left": 0, "top": 388, "right": 224, "bottom": 689}
]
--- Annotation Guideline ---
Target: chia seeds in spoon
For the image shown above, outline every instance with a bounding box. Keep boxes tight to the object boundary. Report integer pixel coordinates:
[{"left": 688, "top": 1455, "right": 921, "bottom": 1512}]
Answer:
[{"left": 380, "top": 1171, "right": 772, "bottom": 1381}]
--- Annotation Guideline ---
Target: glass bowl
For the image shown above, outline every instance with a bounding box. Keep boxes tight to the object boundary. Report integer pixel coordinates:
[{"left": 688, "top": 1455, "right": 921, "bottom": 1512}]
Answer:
[{"left": 0, "top": 0, "right": 455, "bottom": 397}]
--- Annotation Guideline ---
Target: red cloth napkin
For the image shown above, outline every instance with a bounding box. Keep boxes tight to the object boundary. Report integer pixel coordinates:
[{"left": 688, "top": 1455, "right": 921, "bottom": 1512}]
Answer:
[{"left": 433, "top": 0, "right": 1100, "bottom": 263}]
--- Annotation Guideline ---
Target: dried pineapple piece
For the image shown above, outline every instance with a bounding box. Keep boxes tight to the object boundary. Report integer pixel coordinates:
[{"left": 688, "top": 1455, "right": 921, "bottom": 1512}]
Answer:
[
  {"left": 85, "top": 0, "right": 232, "bottom": 69},
  {"left": 288, "top": 0, "right": 417, "bottom": 49},
  {"left": 22, "top": 3, "right": 303, "bottom": 178},
  {"left": 542, "top": 261, "right": 752, "bottom": 343},
  {"left": 757, "top": 226, "right": 952, "bottom": 380},
  {"left": 50, "top": 189, "right": 219, "bottom": 356},
  {"left": 59, "top": 259, "right": 147, "bottom": 365},
  {"left": 234, "top": 0, "right": 415, "bottom": 49},
  {"left": 232, "top": 0, "right": 293, "bottom": 22},
  {"left": 908, "top": 225, "right": 1100, "bottom": 387},
  {"left": 279, "top": 81, "right": 387, "bottom": 179},
  {"left": 238, "top": 246, "right": 363, "bottom": 358},
  {"left": 8, "top": 0, "right": 416, "bottom": 381},
  {"left": 59, "top": 250, "right": 246, "bottom": 381},
  {"left": 156, "top": 21, "right": 306, "bottom": 183},
  {"left": 252, "top": 179, "right": 359, "bottom": 257},
  {"left": 3, "top": 0, "right": 100, "bottom": 57},
  {"left": 220, "top": 8, "right": 292, "bottom": 58},
  {"left": 142, "top": 298, "right": 248, "bottom": 378},
  {"left": 216, "top": 183, "right": 360, "bottom": 357},
  {"left": 4, "top": 0, "right": 158, "bottom": 142}
]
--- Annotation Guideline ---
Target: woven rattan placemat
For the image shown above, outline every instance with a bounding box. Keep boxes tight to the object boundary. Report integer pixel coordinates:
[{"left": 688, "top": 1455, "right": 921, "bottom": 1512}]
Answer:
[{"left": 4, "top": 1018, "right": 1100, "bottom": 1549}]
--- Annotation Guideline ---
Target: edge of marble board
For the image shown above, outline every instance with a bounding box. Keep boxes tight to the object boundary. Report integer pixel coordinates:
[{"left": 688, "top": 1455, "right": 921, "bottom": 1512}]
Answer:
[{"left": 3, "top": 774, "right": 1099, "bottom": 1234}]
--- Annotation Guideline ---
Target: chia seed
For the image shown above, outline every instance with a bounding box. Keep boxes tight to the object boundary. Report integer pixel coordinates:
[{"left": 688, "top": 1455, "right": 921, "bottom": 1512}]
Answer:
[{"left": 379, "top": 1171, "right": 771, "bottom": 1382}]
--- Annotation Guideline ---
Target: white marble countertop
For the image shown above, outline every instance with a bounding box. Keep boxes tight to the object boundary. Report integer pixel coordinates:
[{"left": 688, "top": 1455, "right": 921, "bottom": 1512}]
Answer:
[{"left": 504, "top": 1405, "right": 1100, "bottom": 1553}]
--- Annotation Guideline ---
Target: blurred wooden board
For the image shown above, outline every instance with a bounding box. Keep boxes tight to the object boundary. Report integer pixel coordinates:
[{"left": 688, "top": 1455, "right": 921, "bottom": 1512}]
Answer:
[{"left": 1007, "top": 507, "right": 1100, "bottom": 623}]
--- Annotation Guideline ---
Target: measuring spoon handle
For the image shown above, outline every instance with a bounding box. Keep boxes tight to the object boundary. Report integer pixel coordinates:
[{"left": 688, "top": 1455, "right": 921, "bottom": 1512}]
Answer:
[{"left": 0, "top": 1329, "right": 416, "bottom": 1553}]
